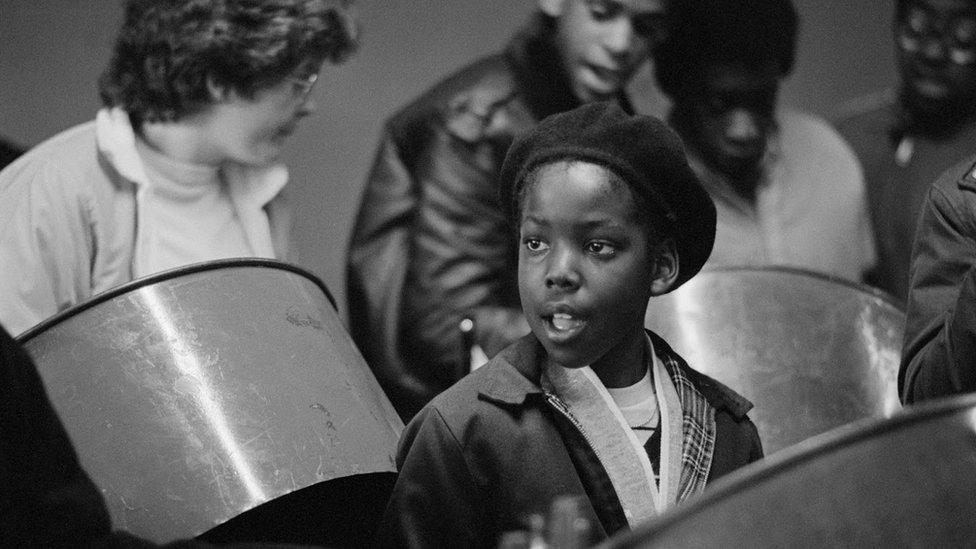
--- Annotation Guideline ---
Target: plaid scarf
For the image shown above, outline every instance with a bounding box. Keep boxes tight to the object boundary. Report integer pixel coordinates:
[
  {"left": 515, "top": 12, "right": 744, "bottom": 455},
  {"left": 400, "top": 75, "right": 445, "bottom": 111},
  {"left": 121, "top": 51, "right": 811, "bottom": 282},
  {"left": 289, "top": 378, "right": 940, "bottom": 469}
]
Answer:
[{"left": 541, "top": 337, "right": 717, "bottom": 527}]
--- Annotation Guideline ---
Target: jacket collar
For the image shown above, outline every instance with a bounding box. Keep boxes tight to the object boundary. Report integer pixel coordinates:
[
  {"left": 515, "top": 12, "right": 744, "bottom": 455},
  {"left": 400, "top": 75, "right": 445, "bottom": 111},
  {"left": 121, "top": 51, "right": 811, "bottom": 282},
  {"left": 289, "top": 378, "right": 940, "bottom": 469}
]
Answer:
[
  {"left": 503, "top": 12, "right": 634, "bottom": 121},
  {"left": 648, "top": 331, "right": 754, "bottom": 420},
  {"left": 478, "top": 331, "right": 753, "bottom": 420}
]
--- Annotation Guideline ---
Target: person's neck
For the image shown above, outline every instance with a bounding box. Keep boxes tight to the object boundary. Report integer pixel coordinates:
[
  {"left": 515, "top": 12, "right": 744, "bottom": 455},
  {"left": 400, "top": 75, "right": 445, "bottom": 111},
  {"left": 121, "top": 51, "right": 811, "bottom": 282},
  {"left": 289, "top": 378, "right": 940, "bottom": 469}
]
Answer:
[
  {"left": 590, "top": 329, "right": 648, "bottom": 388},
  {"left": 901, "top": 92, "right": 976, "bottom": 139},
  {"left": 138, "top": 117, "right": 222, "bottom": 167}
]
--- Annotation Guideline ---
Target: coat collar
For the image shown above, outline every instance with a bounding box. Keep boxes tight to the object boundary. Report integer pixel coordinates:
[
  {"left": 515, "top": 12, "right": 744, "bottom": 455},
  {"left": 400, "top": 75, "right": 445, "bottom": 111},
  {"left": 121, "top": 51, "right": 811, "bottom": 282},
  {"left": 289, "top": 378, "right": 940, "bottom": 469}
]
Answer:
[{"left": 478, "top": 331, "right": 754, "bottom": 420}]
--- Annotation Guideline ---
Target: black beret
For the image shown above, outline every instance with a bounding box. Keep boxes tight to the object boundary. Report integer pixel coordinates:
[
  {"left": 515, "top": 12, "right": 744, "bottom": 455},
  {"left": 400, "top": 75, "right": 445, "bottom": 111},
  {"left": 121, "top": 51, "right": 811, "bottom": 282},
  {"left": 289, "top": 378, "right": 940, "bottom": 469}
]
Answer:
[{"left": 499, "top": 101, "right": 716, "bottom": 291}]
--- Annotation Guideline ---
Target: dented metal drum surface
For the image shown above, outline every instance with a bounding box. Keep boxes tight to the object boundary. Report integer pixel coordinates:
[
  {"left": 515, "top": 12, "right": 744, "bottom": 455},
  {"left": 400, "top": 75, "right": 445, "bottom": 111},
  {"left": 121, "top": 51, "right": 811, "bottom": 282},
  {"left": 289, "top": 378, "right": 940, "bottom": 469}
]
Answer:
[
  {"left": 602, "top": 394, "right": 976, "bottom": 548},
  {"left": 645, "top": 266, "right": 904, "bottom": 455},
  {"left": 18, "top": 259, "right": 403, "bottom": 544}
]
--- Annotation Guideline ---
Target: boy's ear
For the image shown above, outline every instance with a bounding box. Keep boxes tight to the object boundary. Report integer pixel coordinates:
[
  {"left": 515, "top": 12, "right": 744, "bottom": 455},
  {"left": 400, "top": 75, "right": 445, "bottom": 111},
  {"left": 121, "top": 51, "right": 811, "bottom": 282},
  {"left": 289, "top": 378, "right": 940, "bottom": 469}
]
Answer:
[
  {"left": 538, "top": 0, "right": 567, "bottom": 18},
  {"left": 649, "top": 238, "right": 680, "bottom": 296}
]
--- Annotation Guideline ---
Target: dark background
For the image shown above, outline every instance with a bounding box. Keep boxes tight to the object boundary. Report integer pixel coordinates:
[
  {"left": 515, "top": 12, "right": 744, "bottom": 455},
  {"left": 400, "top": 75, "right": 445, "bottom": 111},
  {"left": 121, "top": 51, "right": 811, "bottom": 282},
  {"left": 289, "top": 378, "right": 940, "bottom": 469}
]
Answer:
[{"left": 0, "top": 1, "right": 895, "bottom": 322}]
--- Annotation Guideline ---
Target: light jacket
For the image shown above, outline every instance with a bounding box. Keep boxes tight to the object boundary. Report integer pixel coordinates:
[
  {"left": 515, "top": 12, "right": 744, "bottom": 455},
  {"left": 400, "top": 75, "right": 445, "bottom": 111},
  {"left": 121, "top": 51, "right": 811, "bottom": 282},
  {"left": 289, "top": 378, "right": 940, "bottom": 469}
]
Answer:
[{"left": 0, "top": 109, "right": 292, "bottom": 336}]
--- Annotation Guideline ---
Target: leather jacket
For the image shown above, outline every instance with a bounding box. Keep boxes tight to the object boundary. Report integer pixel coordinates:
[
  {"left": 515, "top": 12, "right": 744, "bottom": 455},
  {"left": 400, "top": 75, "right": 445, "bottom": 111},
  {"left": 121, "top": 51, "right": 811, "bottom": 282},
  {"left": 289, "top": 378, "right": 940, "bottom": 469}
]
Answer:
[
  {"left": 901, "top": 154, "right": 976, "bottom": 403},
  {"left": 346, "top": 14, "right": 633, "bottom": 419}
]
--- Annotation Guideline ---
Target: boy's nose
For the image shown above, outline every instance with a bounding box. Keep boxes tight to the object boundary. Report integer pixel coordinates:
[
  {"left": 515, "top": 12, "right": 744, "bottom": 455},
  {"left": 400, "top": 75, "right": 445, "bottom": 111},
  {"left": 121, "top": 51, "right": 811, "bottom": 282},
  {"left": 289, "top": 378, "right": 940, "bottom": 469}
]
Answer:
[
  {"left": 604, "top": 17, "right": 637, "bottom": 58},
  {"left": 545, "top": 250, "right": 581, "bottom": 290}
]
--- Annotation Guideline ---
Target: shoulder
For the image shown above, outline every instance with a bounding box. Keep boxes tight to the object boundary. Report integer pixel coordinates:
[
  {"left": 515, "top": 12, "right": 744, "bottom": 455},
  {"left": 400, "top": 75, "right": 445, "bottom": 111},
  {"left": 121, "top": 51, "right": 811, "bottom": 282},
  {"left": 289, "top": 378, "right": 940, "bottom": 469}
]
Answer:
[
  {"left": 649, "top": 331, "right": 754, "bottom": 420},
  {"left": 777, "top": 108, "right": 864, "bottom": 181},
  {"left": 926, "top": 153, "right": 976, "bottom": 215},
  {"left": 385, "top": 53, "right": 523, "bottom": 144},
  {"left": 0, "top": 121, "right": 100, "bottom": 203}
]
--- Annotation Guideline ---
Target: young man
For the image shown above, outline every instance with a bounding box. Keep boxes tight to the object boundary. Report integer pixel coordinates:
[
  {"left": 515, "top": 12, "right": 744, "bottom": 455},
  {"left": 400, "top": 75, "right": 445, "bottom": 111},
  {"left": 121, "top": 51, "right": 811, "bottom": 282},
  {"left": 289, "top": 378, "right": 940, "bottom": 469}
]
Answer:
[
  {"left": 0, "top": 0, "right": 358, "bottom": 336},
  {"left": 655, "top": 0, "right": 876, "bottom": 282},
  {"left": 347, "top": 0, "right": 671, "bottom": 419},
  {"left": 836, "top": 0, "right": 976, "bottom": 303}
]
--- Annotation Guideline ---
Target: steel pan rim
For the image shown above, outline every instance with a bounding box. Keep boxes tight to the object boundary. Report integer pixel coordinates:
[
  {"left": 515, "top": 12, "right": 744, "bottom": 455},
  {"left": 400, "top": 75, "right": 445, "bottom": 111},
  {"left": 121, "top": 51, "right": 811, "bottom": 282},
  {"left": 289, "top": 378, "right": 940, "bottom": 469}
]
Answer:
[
  {"left": 17, "top": 257, "right": 337, "bottom": 344},
  {"left": 599, "top": 391, "right": 976, "bottom": 548},
  {"left": 693, "top": 264, "right": 904, "bottom": 311}
]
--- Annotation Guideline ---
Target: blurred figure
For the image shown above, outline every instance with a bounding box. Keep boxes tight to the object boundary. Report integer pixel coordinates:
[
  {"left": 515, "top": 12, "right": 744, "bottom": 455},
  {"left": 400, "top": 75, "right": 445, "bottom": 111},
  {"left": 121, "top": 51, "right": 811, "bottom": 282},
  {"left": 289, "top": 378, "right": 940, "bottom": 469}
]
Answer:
[
  {"left": 347, "top": 0, "right": 671, "bottom": 419},
  {"left": 655, "top": 0, "right": 875, "bottom": 282},
  {"left": 0, "top": 0, "right": 358, "bottom": 336},
  {"left": 900, "top": 154, "right": 976, "bottom": 403},
  {"left": 836, "top": 0, "right": 976, "bottom": 303}
]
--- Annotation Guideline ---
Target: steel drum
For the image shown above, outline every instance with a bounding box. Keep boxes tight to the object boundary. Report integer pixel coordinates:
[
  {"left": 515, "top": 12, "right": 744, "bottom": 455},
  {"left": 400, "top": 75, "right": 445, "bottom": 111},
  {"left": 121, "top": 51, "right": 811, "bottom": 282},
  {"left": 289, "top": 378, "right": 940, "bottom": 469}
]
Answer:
[
  {"left": 601, "top": 393, "right": 976, "bottom": 548},
  {"left": 645, "top": 266, "right": 904, "bottom": 455},
  {"left": 18, "top": 259, "right": 404, "bottom": 545}
]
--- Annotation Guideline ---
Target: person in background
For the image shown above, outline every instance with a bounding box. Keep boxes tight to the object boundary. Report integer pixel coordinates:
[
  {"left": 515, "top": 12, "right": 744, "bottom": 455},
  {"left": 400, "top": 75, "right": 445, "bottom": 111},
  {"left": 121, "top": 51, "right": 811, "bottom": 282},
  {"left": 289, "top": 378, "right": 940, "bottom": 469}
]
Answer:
[
  {"left": 347, "top": 0, "right": 671, "bottom": 420},
  {"left": 0, "top": 0, "right": 358, "bottom": 336},
  {"left": 654, "top": 0, "right": 875, "bottom": 282},
  {"left": 836, "top": 0, "right": 976, "bottom": 303},
  {"left": 375, "top": 102, "right": 762, "bottom": 549},
  {"left": 899, "top": 153, "right": 976, "bottom": 403}
]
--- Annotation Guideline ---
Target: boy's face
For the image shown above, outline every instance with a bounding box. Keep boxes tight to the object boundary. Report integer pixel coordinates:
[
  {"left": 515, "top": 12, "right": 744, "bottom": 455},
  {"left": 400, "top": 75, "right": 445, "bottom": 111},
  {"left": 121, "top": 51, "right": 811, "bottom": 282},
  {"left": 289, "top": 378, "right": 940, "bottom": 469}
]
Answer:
[
  {"left": 896, "top": 0, "right": 976, "bottom": 119},
  {"left": 675, "top": 63, "right": 780, "bottom": 181},
  {"left": 517, "top": 160, "right": 677, "bottom": 383},
  {"left": 541, "top": 0, "right": 669, "bottom": 102}
]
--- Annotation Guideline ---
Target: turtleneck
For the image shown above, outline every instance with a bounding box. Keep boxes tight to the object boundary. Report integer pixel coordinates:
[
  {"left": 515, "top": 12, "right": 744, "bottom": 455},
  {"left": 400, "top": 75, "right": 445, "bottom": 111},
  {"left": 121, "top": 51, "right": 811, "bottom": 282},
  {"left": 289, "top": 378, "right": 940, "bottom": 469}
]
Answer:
[{"left": 135, "top": 138, "right": 252, "bottom": 272}]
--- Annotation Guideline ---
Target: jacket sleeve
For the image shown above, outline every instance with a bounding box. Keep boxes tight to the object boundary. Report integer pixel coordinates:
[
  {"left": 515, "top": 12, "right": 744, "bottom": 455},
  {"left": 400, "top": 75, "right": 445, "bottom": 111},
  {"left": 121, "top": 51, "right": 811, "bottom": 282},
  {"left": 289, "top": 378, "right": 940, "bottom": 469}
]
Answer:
[
  {"left": 0, "top": 156, "right": 93, "bottom": 336},
  {"left": 900, "top": 181, "right": 976, "bottom": 402},
  {"left": 375, "top": 406, "right": 487, "bottom": 549},
  {"left": 348, "top": 112, "right": 528, "bottom": 419},
  {"left": 399, "top": 126, "right": 527, "bottom": 382}
]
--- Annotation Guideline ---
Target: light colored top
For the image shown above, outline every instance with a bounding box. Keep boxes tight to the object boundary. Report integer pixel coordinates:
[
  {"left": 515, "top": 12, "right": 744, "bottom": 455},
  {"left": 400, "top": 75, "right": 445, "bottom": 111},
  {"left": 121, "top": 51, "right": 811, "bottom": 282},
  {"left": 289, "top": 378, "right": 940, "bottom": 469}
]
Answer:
[
  {"left": 607, "top": 367, "right": 659, "bottom": 445},
  {"left": 135, "top": 139, "right": 251, "bottom": 273},
  {"left": 0, "top": 108, "right": 292, "bottom": 336},
  {"left": 692, "top": 108, "right": 876, "bottom": 282}
]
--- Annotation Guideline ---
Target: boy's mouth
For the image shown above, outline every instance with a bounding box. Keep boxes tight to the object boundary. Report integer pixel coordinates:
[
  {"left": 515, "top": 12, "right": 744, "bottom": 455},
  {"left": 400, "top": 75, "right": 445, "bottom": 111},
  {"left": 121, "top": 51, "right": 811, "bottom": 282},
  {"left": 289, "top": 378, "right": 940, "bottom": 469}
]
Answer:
[
  {"left": 551, "top": 313, "right": 584, "bottom": 332},
  {"left": 544, "top": 312, "right": 586, "bottom": 343}
]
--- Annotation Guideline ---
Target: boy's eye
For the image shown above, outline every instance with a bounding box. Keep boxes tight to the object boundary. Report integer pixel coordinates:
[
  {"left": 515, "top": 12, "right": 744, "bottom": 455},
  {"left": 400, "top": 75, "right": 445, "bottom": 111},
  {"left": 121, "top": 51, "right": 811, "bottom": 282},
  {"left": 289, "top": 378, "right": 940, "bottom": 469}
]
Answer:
[
  {"left": 587, "top": 0, "right": 621, "bottom": 20},
  {"left": 586, "top": 241, "right": 616, "bottom": 257},
  {"left": 524, "top": 238, "right": 548, "bottom": 252}
]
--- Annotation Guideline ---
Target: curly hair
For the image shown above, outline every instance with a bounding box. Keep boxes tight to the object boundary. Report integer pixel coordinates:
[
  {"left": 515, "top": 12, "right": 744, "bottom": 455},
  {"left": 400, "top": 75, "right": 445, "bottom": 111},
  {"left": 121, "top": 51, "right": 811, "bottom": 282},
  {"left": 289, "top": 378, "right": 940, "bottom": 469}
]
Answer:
[
  {"left": 98, "top": 0, "right": 359, "bottom": 125},
  {"left": 654, "top": 0, "right": 798, "bottom": 98}
]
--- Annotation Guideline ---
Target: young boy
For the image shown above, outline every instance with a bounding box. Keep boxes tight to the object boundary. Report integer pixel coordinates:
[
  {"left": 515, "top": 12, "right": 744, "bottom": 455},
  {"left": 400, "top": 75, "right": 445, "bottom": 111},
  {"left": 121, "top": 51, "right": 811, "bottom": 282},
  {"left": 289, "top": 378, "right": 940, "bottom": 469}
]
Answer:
[{"left": 375, "top": 102, "right": 763, "bottom": 548}]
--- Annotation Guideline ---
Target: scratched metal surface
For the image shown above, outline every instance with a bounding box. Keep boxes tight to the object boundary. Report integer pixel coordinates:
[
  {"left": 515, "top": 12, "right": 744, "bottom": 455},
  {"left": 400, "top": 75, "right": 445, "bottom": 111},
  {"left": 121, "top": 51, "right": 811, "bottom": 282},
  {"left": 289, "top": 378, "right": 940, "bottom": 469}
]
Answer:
[
  {"left": 20, "top": 259, "right": 403, "bottom": 543},
  {"left": 645, "top": 266, "right": 905, "bottom": 456}
]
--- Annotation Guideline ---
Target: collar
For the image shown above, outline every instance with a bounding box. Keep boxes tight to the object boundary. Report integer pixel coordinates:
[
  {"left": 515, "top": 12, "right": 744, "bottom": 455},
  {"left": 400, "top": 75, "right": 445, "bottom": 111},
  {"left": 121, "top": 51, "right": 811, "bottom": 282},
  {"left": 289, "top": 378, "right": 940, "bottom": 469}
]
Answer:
[
  {"left": 477, "top": 331, "right": 754, "bottom": 420},
  {"left": 648, "top": 331, "right": 754, "bottom": 420},
  {"left": 503, "top": 13, "right": 634, "bottom": 121},
  {"left": 94, "top": 107, "right": 289, "bottom": 269}
]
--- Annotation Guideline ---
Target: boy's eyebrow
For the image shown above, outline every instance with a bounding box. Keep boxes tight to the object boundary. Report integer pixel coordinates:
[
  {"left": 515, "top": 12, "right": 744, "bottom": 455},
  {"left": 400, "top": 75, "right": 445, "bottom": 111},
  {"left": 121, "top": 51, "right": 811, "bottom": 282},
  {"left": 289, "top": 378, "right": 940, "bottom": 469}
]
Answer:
[{"left": 521, "top": 215, "right": 626, "bottom": 230}]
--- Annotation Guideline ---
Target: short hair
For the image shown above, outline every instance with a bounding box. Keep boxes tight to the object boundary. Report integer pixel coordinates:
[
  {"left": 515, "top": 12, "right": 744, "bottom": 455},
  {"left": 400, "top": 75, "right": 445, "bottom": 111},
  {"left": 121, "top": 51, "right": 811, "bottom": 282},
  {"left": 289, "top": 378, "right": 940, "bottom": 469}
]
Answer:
[
  {"left": 654, "top": 0, "right": 798, "bottom": 98},
  {"left": 99, "top": 0, "right": 359, "bottom": 125}
]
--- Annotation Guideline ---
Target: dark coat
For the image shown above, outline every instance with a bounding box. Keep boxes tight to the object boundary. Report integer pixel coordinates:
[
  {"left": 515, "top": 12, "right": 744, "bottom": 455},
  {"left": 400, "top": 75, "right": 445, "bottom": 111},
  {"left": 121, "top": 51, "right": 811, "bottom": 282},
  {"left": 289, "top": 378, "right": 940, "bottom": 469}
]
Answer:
[
  {"left": 901, "top": 154, "right": 976, "bottom": 402},
  {"left": 375, "top": 332, "right": 764, "bottom": 549},
  {"left": 345, "top": 14, "right": 633, "bottom": 420}
]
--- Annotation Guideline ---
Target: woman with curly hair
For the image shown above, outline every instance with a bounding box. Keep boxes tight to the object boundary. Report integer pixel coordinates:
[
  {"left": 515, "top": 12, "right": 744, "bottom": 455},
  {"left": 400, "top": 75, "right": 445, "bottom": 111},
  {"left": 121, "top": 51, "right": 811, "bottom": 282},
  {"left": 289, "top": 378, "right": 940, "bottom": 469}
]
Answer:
[{"left": 0, "top": 0, "right": 358, "bottom": 336}]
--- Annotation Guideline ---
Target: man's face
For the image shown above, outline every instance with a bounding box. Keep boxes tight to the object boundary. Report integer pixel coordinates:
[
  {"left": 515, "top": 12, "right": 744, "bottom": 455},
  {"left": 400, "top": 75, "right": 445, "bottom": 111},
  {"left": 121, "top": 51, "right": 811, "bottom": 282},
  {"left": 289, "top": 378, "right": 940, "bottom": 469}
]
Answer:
[
  {"left": 676, "top": 63, "right": 780, "bottom": 181},
  {"left": 543, "top": 0, "right": 668, "bottom": 102},
  {"left": 199, "top": 60, "right": 322, "bottom": 166},
  {"left": 896, "top": 0, "right": 976, "bottom": 119}
]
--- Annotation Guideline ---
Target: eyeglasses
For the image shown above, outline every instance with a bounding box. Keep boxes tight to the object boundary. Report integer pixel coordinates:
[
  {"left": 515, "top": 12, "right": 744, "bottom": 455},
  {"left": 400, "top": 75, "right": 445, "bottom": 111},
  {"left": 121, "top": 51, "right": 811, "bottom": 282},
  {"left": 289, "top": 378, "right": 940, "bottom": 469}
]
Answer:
[
  {"left": 899, "top": 5, "right": 976, "bottom": 64},
  {"left": 288, "top": 70, "right": 320, "bottom": 100}
]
